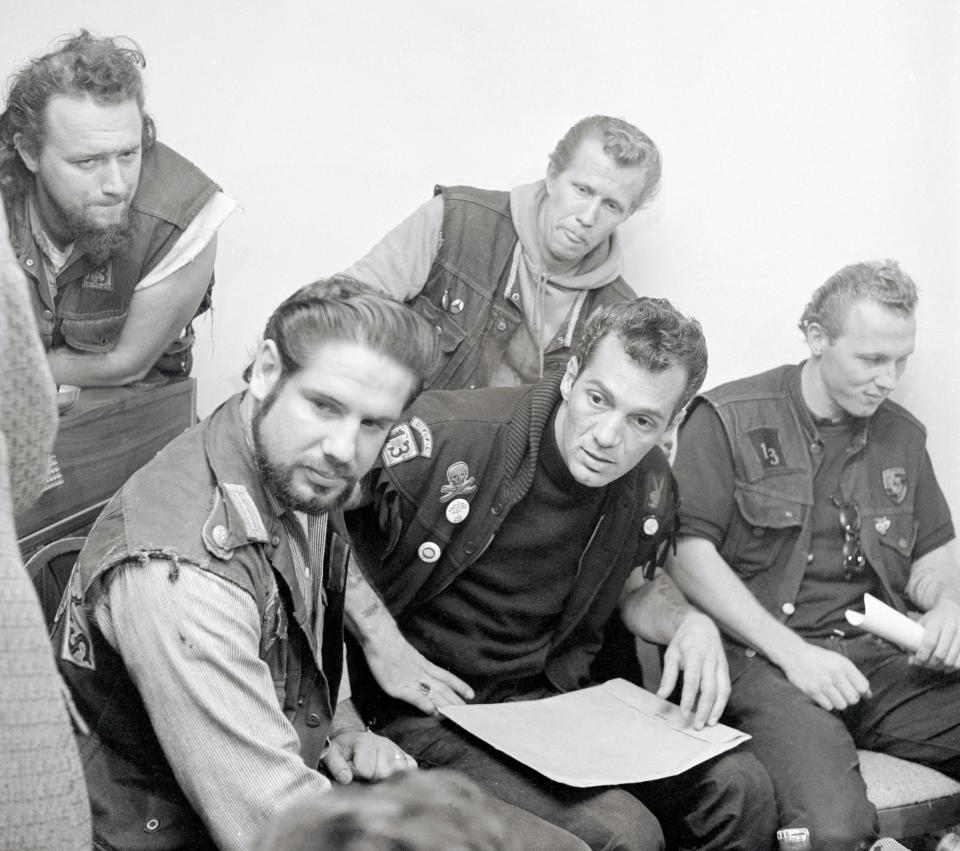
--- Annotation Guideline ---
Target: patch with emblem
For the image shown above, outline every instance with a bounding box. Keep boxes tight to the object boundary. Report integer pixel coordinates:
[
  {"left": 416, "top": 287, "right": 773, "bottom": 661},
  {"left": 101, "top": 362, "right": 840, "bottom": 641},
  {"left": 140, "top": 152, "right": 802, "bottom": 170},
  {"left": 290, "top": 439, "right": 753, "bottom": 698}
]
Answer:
[
  {"left": 418, "top": 541, "right": 442, "bottom": 563},
  {"left": 875, "top": 516, "right": 891, "bottom": 535},
  {"left": 82, "top": 265, "right": 113, "bottom": 291},
  {"left": 440, "top": 461, "right": 476, "bottom": 503},
  {"left": 446, "top": 498, "right": 471, "bottom": 524},
  {"left": 60, "top": 569, "right": 95, "bottom": 671},
  {"left": 410, "top": 416, "right": 434, "bottom": 458},
  {"left": 382, "top": 423, "right": 418, "bottom": 467},
  {"left": 646, "top": 475, "right": 665, "bottom": 510},
  {"left": 222, "top": 483, "right": 269, "bottom": 541},
  {"left": 882, "top": 467, "right": 908, "bottom": 505},
  {"left": 747, "top": 428, "right": 784, "bottom": 470}
]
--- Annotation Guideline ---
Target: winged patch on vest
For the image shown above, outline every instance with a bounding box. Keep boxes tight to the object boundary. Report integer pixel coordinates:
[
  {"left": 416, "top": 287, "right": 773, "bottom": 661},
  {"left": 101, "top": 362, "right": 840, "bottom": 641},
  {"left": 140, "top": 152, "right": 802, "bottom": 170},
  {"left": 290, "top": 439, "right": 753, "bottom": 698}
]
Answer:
[
  {"left": 60, "top": 568, "right": 95, "bottom": 671},
  {"left": 82, "top": 265, "right": 113, "bottom": 292},
  {"left": 882, "top": 467, "right": 908, "bottom": 505}
]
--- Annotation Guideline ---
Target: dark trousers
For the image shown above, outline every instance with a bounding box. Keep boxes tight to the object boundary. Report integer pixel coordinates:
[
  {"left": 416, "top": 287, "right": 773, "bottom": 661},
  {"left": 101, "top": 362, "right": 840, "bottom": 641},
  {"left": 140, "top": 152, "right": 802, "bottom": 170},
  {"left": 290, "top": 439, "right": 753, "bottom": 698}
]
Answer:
[
  {"left": 381, "top": 712, "right": 776, "bottom": 851},
  {"left": 724, "top": 633, "right": 960, "bottom": 851}
]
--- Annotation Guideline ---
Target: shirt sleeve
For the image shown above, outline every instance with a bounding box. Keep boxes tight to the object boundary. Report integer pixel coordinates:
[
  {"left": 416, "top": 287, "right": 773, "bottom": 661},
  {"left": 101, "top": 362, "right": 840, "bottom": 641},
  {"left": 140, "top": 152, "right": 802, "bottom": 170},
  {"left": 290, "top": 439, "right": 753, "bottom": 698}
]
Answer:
[
  {"left": 96, "top": 560, "right": 330, "bottom": 851},
  {"left": 133, "top": 191, "right": 238, "bottom": 291},
  {"left": 341, "top": 195, "right": 444, "bottom": 301},
  {"left": 913, "top": 449, "right": 956, "bottom": 559},
  {"left": 673, "top": 401, "right": 737, "bottom": 546}
]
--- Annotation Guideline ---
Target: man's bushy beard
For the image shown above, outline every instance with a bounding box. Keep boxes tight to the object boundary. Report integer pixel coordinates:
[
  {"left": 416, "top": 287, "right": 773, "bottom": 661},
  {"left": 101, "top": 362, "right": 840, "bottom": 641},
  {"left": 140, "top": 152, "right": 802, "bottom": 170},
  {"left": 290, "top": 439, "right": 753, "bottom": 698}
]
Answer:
[
  {"left": 49, "top": 191, "right": 134, "bottom": 265},
  {"left": 251, "top": 387, "right": 356, "bottom": 515}
]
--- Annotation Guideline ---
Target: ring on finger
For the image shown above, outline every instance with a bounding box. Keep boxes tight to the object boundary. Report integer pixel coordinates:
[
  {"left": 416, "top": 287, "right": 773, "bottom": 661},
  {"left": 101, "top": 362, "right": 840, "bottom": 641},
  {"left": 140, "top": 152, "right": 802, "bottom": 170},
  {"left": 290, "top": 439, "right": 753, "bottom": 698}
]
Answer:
[{"left": 417, "top": 681, "right": 431, "bottom": 696}]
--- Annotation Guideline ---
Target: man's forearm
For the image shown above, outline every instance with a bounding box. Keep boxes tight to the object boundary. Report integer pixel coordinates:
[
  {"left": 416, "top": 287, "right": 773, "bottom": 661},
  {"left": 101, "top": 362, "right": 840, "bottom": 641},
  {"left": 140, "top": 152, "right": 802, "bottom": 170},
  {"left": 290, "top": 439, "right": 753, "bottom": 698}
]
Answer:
[
  {"left": 668, "top": 536, "right": 807, "bottom": 670},
  {"left": 344, "top": 555, "right": 402, "bottom": 647},
  {"left": 906, "top": 539, "right": 960, "bottom": 611},
  {"left": 620, "top": 570, "right": 698, "bottom": 645}
]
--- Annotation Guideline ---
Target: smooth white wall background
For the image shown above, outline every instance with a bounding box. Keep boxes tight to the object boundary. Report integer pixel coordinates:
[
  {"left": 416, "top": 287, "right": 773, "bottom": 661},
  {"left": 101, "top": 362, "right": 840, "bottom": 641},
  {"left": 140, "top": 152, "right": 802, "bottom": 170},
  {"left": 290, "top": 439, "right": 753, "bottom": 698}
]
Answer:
[{"left": 4, "top": 0, "right": 959, "bottom": 508}]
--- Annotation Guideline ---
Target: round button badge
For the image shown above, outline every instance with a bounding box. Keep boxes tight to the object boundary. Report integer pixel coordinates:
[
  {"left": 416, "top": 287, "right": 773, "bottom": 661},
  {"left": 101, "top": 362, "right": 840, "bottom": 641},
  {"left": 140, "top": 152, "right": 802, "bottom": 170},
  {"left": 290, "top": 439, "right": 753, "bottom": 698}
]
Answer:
[
  {"left": 446, "top": 498, "right": 471, "bottom": 524},
  {"left": 418, "top": 541, "right": 442, "bottom": 563}
]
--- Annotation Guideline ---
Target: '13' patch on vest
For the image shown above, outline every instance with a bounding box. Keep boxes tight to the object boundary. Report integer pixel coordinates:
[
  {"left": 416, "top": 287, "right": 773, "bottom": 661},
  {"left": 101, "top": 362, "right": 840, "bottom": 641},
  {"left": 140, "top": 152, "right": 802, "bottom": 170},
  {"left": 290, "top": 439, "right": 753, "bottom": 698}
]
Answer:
[
  {"left": 747, "top": 428, "right": 785, "bottom": 470},
  {"left": 382, "top": 423, "right": 419, "bottom": 466},
  {"left": 82, "top": 265, "right": 113, "bottom": 292}
]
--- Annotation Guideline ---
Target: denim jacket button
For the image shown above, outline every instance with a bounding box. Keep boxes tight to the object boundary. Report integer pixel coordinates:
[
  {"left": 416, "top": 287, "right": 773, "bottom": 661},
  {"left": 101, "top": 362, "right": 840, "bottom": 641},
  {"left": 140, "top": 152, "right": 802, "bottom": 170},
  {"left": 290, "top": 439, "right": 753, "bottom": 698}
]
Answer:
[{"left": 495, "top": 319, "right": 507, "bottom": 332}]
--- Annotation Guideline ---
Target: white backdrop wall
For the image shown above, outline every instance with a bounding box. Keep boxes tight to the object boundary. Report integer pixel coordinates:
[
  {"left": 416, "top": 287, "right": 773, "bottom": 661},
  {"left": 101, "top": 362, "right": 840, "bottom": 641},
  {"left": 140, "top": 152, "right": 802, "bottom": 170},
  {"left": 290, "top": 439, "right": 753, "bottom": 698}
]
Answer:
[{"left": 4, "top": 0, "right": 959, "bottom": 509}]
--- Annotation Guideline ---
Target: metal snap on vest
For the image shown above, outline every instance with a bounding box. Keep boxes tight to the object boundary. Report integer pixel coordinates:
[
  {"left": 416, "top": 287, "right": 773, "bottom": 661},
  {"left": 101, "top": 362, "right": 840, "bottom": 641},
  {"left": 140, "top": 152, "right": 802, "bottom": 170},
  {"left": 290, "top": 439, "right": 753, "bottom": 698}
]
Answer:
[
  {"left": 782, "top": 602, "right": 796, "bottom": 616},
  {"left": 744, "top": 648, "right": 756, "bottom": 658},
  {"left": 271, "top": 535, "right": 281, "bottom": 547},
  {"left": 25, "top": 258, "right": 34, "bottom": 267},
  {"left": 306, "top": 713, "right": 322, "bottom": 727},
  {"left": 145, "top": 818, "right": 160, "bottom": 833},
  {"left": 212, "top": 524, "right": 229, "bottom": 548}
]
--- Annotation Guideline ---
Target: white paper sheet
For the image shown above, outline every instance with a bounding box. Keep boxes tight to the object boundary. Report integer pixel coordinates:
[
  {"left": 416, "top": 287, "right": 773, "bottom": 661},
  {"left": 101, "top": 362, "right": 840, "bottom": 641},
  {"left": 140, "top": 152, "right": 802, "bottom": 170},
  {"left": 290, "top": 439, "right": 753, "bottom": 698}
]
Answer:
[
  {"left": 844, "top": 593, "right": 924, "bottom": 652},
  {"left": 439, "top": 678, "right": 750, "bottom": 787}
]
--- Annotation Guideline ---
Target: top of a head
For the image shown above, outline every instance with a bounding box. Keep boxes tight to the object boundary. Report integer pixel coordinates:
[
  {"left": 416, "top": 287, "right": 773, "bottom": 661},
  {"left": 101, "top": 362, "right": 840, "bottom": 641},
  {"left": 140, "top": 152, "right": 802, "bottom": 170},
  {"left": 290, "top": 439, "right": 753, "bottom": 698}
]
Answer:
[
  {"left": 256, "top": 277, "right": 442, "bottom": 395},
  {"left": 548, "top": 115, "right": 662, "bottom": 211},
  {"left": 798, "top": 259, "right": 919, "bottom": 341},
  {"left": 575, "top": 297, "right": 708, "bottom": 416},
  {"left": 0, "top": 30, "right": 151, "bottom": 199}
]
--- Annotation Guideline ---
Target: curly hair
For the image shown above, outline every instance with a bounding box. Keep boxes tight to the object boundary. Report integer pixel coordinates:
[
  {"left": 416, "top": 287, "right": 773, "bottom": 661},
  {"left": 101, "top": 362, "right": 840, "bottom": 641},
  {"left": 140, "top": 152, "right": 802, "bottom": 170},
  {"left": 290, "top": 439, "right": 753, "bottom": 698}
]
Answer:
[
  {"left": 548, "top": 116, "right": 662, "bottom": 212},
  {"left": 0, "top": 30, "right": 154, "bottom": 202},
  {"left": 575, "top": 297, "right": 708, "bottom": 418},
  {"left": 798, "top": 259, "right": 918, "bottom": 341}
]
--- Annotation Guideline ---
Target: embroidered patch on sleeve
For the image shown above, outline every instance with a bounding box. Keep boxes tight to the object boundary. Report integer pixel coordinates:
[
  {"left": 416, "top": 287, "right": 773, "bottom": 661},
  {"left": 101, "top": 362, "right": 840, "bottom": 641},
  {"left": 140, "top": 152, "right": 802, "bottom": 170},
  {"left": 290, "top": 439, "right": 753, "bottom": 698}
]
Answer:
[
  {"left": 746, "top": 428, "right": 785, "bottom": 470},
  {"left": 382, "top": 423, "right": 419, "bottom": 466}
]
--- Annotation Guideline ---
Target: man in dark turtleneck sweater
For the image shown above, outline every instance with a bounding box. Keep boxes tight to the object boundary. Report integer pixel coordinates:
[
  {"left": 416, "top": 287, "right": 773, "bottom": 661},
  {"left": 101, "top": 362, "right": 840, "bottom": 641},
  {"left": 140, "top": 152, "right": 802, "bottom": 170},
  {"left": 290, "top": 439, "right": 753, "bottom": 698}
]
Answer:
[{"left": 349, "top": 298, "right": 777, "bottom": 851}]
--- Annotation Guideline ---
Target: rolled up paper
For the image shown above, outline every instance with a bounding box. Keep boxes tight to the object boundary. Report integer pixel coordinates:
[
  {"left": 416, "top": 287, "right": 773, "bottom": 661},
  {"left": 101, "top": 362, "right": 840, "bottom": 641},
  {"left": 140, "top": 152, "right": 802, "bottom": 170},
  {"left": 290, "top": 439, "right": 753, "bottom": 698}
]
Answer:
[{"left": 845, "top": 593, "right": 925, "bottom": 652}]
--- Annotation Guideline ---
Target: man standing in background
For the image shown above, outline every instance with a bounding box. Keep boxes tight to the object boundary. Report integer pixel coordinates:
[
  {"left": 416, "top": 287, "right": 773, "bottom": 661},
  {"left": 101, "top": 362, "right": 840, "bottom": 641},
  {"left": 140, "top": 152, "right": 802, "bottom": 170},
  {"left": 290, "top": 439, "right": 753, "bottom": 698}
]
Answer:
[{"left": 344, "top": 114, "right": 658, "bottom": 391}]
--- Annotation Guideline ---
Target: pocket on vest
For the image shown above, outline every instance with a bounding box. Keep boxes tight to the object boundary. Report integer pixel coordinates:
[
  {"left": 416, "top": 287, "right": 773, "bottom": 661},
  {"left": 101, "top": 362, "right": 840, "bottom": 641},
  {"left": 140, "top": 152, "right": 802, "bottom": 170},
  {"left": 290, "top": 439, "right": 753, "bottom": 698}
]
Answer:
[{"left": 728, "top": 485, "right": 804, "bottom": 575}]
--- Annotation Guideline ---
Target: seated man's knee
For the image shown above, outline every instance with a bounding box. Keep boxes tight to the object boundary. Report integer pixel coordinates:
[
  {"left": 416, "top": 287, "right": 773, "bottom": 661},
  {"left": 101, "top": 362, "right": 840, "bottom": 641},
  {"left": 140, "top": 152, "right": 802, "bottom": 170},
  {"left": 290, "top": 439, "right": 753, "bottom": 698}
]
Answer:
[{"left": 579, "top": 789, "right": 664, "bottom": 851}]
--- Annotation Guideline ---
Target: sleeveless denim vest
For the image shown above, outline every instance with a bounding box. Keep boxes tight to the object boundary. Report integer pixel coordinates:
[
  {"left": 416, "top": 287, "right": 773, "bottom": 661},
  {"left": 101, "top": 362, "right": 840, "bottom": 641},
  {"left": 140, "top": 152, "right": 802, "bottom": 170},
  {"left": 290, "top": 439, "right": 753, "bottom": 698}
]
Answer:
[
  {"left": 703, "top": 364, "right": 926, "bottom": 620},
  {"left": 54, "top": 396, "right": 346, "bottom": 850}
]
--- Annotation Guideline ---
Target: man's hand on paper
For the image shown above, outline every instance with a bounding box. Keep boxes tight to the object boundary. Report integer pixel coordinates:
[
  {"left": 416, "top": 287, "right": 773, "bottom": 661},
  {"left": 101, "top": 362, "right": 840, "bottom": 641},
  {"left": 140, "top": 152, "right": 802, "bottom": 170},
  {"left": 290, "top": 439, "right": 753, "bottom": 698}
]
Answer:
[
  {"left": 912, "top": 598, "right": 960, "bottom": 672},
  {"left": 780, "top": 642, "right": 871, "bottom": 711},
  {"left": 657, "top": 610, "right": 730, "bottom": 730},
  {"left": 364, "top": 629, "right": 475, "bottom": 715}
]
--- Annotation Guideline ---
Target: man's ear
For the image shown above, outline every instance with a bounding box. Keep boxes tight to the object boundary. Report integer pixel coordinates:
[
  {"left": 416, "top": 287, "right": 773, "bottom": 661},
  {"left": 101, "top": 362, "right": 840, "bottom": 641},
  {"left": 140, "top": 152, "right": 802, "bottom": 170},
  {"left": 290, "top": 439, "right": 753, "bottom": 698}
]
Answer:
[
  {"left": 13, "top": 133, "right": 40, "bottom": 174},
  {"left": 560, "top": 355, "right": 579, "bottom": 400},
  {"left": 805, "top": 322, "right": 828, "bottom": 358},
  {"left": 248, "top": 339, "right": 283, "bottom": 403},
  {"left": 545, "top": 163, "right": 558, "bottom": 195}
]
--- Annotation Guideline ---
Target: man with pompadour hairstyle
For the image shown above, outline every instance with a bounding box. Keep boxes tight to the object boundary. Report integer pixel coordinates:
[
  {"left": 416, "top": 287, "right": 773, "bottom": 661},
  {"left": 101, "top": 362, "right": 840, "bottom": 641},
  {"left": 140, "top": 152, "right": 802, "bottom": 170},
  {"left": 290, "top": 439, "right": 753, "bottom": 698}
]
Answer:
[
  {"left": 342, "top": 115, "right": 660, "bottom": 391},
  {"left": 346, "top": 297, "right": 777, "bottom": 851},
  {"left": 663, "top": 260, "right": 960, "bottom": 850}
]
